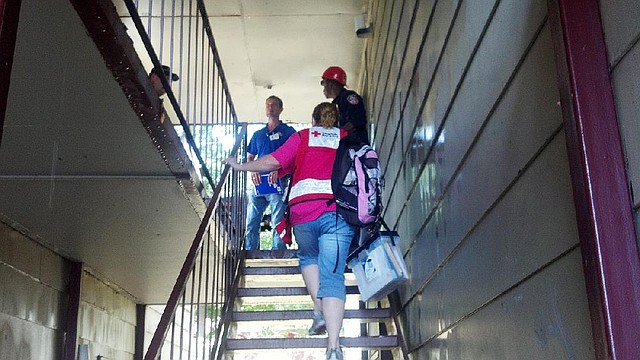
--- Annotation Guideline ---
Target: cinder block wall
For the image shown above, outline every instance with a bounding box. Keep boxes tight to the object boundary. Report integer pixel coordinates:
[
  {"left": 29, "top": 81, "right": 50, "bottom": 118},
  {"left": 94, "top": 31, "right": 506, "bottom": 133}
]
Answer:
[
  {"left": 0, "top": 222, "right": 69, "bottom": 360},
  {"left": 0, "top": 222, "right": 138, "bottom": 360},
  {"left": 361, "top": 1, "right": 596, "bottom": 358},
  {"left": 78, "top": 269, "right": 137, "bottom": 359},
  {"left": 600, "top": 1, "right": 640, "bottom": 245}
]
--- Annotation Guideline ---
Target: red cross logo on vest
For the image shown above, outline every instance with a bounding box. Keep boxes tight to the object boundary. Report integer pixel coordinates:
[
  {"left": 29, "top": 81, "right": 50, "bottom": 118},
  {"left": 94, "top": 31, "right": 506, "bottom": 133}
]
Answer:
[{"left": 311, "top": 130, "right": 321, "bottom": 137}]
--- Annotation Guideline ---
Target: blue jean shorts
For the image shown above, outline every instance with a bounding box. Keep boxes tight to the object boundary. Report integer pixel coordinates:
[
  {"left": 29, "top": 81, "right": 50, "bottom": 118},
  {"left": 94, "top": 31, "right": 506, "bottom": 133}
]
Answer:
[{"left": 293, "top": 211, "right": 355, "bottom": 301}]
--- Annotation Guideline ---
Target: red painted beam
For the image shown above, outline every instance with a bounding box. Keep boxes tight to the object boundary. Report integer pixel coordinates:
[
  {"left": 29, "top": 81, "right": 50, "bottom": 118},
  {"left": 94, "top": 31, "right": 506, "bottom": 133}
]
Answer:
[
  {"left": 0, "top": 0, "right": 22, "bottom": 145},
  {"left": 65, "top": 262, "right": 83, "bottom": 360},
  {"left": 547, "top": 0, "right": 640, "bottom": 359}
]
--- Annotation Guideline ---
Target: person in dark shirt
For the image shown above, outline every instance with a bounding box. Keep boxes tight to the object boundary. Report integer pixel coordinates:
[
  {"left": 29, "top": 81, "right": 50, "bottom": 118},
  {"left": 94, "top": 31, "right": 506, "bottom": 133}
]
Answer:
[
  {"left": 321, "top": 66, "right": 369, "bottom": 144},
  {"left": 244, "top": 95, "right": 297, "bottom": 250},
  {"left": 149, "top": 65, "right": 179, "bottom": 123}
]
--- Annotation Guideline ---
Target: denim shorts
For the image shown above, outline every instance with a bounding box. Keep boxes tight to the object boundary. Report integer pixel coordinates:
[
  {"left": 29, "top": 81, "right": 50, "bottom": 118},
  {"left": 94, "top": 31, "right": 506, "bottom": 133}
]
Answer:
[{"left": 293, "top": 211, "right": 355, "bottom": 301}]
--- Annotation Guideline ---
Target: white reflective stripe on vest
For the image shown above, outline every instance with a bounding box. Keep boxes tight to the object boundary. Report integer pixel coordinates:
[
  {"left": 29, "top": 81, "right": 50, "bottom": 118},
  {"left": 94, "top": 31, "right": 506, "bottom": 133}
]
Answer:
[{"left": 289, "top": 178, "right": 332, "bottom": 202}]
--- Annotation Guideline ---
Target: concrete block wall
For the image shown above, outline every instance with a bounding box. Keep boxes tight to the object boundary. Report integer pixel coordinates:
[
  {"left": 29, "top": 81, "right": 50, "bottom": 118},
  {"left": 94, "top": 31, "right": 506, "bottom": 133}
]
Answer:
[
  {"left": 0, "top": 220, "right": 139, "bottom": 360},
  {"left": 78, "top": 269, "right": 137, "bottom": 359},
  {"left": 0, "top": 221, "right": 69, "bottom": 360},
  {"left": 600, "top": 0, "right": 640, "bottom": 245},
  {"left": 362, "top": 0, "right": 596, "bottom": 358}
]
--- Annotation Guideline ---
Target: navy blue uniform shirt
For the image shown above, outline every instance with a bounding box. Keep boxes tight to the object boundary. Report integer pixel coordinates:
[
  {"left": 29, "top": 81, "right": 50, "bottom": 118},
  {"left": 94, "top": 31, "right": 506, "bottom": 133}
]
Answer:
[{"left": 333, "top": 88, "right": 368, "bottom": 144}]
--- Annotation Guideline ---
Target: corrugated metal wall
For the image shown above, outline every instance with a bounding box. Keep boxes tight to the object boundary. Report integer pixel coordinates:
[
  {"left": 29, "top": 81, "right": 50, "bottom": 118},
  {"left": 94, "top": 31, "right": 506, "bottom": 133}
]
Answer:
[
  {"left": 362, "top": 1, "right": 596, "bottom": 358},
  {"left": 600, "top": 1, "right": 640, "bottom": 247}
]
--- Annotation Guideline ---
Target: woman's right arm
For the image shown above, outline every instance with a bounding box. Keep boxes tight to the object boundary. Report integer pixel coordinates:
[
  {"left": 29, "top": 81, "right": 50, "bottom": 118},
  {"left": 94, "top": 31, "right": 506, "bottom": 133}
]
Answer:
[{"left": 224, "top": 154, "right": 281, "bottom": 173}]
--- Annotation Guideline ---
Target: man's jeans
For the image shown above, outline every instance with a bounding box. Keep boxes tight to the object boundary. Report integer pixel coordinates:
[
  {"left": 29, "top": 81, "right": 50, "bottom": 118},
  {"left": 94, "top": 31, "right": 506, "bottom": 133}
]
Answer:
[{"left": 245, "top": 193, "right": 286, "bottom": 250}]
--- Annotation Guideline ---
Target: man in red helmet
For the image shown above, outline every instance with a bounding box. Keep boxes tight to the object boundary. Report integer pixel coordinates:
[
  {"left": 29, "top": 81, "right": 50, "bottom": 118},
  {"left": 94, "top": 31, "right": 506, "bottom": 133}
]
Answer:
[{"left": 321, "top": 66, "right": 369, "bottom": 144}]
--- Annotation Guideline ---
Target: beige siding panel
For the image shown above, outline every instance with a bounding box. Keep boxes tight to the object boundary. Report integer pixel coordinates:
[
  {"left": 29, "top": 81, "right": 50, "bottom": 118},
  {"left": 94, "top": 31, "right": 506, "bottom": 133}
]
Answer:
[
  {"left": 374, "top": 0, "right": 436, "bottom": 155},
  {"left": 366, "top": 0, "right": 595, "bottom": 357},
  {"left": 599, "top": 0, "right": 640, "bottom": 66},
  {"left": 413, "top": 250, "right": 594, "bottom": 359},
  {"left": 372, "top": 0, "right": 405, "bottom": 120},
  {"left": 376, "top": 0, "right": 417, "bottom": 143},
  {"left": 601, "top": 1, "right": 640, "bottom": 244},
  {"left": 610, "top": 39, "right": 640, "bottom": 210},
  {"left": 408, "top": 134, "right": 582, "bottom": 351}
]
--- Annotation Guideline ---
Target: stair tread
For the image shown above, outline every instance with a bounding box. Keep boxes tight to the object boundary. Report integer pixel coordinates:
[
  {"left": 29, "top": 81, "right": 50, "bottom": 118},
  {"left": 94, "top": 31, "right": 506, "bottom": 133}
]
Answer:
[
  {"left": 231, "top": 250, "right": 402, "bottom": 356},
  {"left": 232, "top": 308, "right": 392, "bottom": 321},
  {"left": 237, "top": 286, "right": 360, "bottom": 297},
  {"left": 225, "top": 336, "right": 398, "bottom": 350},
  {"left": 243, "top": 266, "right": 300, "bottom": 275},
  {"left": 244, "top": 249, "right": 298, "bottom": 260},
  {"left": 243, "top": 266, "right": 353, "bottom": 275}
]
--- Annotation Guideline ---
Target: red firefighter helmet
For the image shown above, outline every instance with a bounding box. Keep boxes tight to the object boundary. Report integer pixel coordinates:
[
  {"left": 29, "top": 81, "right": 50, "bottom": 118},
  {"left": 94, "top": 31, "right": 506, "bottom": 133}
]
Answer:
[{"left": 321, "top": 66, "right": 347, "bottom": 86}]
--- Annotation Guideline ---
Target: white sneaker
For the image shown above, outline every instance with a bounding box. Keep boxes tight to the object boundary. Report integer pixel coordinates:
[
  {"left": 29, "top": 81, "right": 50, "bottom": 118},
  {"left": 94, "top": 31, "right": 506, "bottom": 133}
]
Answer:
[
  {"left": 308, "top": 311, "right": 326, "bottom": 335},
  {"left": 326, "top": 347, "right": 343, "bottom": 360}
]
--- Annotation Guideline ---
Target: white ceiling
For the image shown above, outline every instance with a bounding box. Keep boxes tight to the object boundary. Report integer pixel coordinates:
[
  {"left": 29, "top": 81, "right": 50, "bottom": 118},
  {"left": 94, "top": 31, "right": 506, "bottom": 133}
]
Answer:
[
  {"left": 115, "top": 0, "right": 369, "bottom": 123},
  {"left": 1, "top": 0, "right": 205, "bottom": 304},
  {"left": 206, "top": 0, "right": 369, "bottom": 123},
  {"left": 0, "top": 0, "right": 369, "bottom": 304}
]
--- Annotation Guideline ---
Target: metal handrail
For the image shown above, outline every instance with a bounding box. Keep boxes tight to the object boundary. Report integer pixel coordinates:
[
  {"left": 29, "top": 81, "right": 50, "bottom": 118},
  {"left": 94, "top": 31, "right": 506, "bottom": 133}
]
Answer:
[
  {"left": 144, "top": 124, "right": 247, "bottom": 360},
  {"left": 123, "top": 0, "right": 215, "bottom": 190},
  {"left": 114, "top": 1, "right": 251, "bottom": 358},
  {"left": 118, "top": 0, "right": 239, "bottom": 197}
]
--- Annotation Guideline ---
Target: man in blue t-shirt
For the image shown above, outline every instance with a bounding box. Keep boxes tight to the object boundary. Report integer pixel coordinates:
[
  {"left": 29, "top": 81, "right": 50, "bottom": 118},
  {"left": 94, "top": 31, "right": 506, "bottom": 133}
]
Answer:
[{"left": 245, "top": 95, "right": 297, "bottom": 250}]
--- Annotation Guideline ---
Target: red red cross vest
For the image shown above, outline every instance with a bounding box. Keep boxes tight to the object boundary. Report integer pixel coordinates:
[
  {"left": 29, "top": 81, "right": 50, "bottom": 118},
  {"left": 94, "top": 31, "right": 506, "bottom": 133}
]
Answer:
[{"left": 288, "top": 127, "right": 347, "bottom": 209}]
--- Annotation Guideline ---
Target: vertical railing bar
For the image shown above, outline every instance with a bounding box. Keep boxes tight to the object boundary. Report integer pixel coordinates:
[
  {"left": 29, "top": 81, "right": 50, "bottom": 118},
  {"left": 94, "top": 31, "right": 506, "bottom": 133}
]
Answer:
[
  {"left": 210, "top": 216, "right": 221, "bottom": 359},
  {"left": 170, "top": 312, "right": 176, "bottom": 359},
  {"left": 213, "top": 214, "right": 224, "bottom": 358},
  {"left": 197, "top": 26, "right": 205, "bottom": 173},
  {"left": 193, "top": 1, "right": 199, "bottom": 130},
  {"left": 122, "top": 0, "right": 216, "bottom": 190},
  {"left": 202, "top": 229, "right": 211, "bottom": 360},
  {"left": 185, "top": 0, "right": 193, "bottom": 124},
  {"left": 188, "top": 264, "right": 196, "bottom": 359},
  {"left": 204, "top": 52, "right": 211, "bottom": 178},
  {"left": 210, "top": 190, "right": 223, "bottom": 357},
  {"left": 146, "top": 0, "right": 152, "bottom": 38},
  {"left": 196, "top": 0, "right": 239, "bottom": 120},
  {"left": 169, "top": 0, "right": 175, "bottom": 75},
  {"left": 202, "top": 22, "right": 207, "bottom": 129},
  {"left": 144, "top": 127, "right": 244, "bottom": 359},
  {"left": 206, "top": 50, "right": 211, "bottom": 126},
  {"left": 195, "top": 239, "right": 205, "bottom": 360},
  {"left": 215, "top": 214, "right": 223, "bottom": 353},
  {"left": 193, "top": 6, "right": 202, "bottom": 176},
  {"left": 125, "top": 1, "right": 248, "bottom": 356},
  {"left": 159, "top": 0, "right": 164, "bottom": 63},
  {"left": 178, "top": 0, "right": 185, "bottom": 103},
  {"left": 179, "top": 289, "right": 186, "bottom": 360}
]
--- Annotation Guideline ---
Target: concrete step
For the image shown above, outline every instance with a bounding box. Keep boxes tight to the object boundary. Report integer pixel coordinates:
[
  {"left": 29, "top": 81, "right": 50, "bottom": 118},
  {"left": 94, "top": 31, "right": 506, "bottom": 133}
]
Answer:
[
  {"left": 237, "top": 286, "right": 360, "bottom": 297},
  {"left": 242, "top": 266, "right": 352, "bottom": 276},
  {"left": 225, "top": 336, "right": 398, "bottom": 350},
  {"left": 243, "top": 266, "right": 300, "bottom": 275},
  {"left": 232, "top": 308, "right": 392, "bottom": 322},
  {"left": 245, "top": 249, "right": 298, "bottom": 260}
]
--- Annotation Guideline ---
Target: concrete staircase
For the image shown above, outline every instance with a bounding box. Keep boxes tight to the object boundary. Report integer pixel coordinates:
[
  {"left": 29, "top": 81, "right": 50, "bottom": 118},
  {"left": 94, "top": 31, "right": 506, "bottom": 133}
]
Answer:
[{"left": 224, "top": 249, "right": 402, "bottom": 359}]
